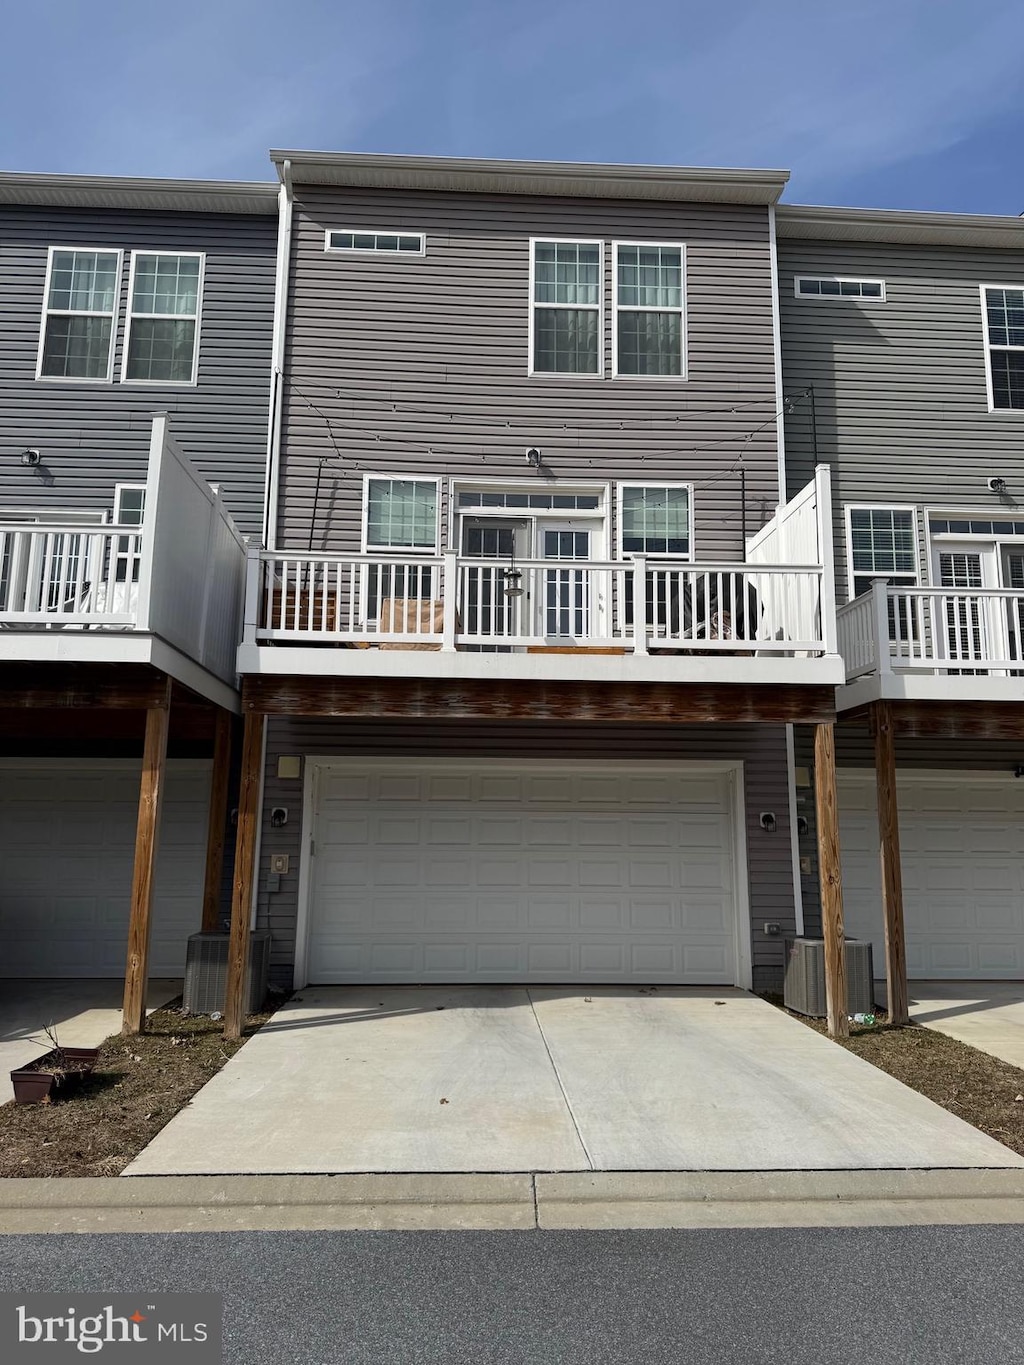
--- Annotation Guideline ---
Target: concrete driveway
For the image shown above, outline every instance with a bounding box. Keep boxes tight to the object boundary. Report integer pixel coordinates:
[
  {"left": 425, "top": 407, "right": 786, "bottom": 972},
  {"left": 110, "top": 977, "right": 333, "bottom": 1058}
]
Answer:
[
  {"left": 124, "top": 986, "right": 1023, "bottom": 1175},
  {"left": 904, "top": 982, "right": 1024, "bottom": 1071},
  {"left": 1, "top": 978, "right": 180, "bottom": 1103}
]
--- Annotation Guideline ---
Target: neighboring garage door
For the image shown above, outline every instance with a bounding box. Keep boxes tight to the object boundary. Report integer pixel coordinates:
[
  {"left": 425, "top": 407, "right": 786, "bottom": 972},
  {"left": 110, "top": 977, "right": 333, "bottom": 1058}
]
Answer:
[
  {"left": 839, "top": 772, "right": 1024, "bottom": 979},
  {"left": 303, "top": 761, "right": 745, "bottom": 985},
  {"left": 0, "top": 760, "right": 211, "bottom": 977}
]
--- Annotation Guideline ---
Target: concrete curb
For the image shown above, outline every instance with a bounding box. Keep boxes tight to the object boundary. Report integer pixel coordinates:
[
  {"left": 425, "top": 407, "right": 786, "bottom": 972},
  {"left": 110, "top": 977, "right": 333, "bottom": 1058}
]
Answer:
[{"left": 4, "top": 1169, "right": 1024, "bottom": 1233}]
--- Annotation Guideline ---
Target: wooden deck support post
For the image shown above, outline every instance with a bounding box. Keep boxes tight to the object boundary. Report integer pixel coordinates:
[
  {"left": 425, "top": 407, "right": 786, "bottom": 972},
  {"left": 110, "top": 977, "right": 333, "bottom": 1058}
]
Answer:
[
  {"left": 223, "top": 710, "right": 264, "bottom": 1040},
  {"left": 814, "top": 722, "right": 849, "bottom": 1039},
  {"left": 122, "top": 678, "right": 172, "bottom": 1035},
  {"left": 201, "top": 709, "right": 233, "bottom": 933},
  {"left": 872, "top": 701, "right": 909, "bottom": 1025}
]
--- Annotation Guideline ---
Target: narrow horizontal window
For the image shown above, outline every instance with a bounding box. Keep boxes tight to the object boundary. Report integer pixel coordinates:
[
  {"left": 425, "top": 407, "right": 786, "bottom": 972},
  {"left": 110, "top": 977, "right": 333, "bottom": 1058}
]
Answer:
[
  {"left": 620, "top": 485, "right": 690, "bottom": 556},
  {"left": 39, "top": 248, "right": 121, "bottom": 380},
  {"left": 326, "top": 230, "right": 425, "bottom": 255},
  {"left": 456, "top": 491, "right": 600, "bottom": 511},
  {"left": 123, "top": 252, "right": 202, "bottom": 384},
  {"left": 796, "top": 276, "right": 885, "bottom": 300},
  {"left": 365, "top": 478, "right": 438, "bottom": 551},
  {"left": 984, "top": 287, "right": 1024, "bottom": 410},
  {"left": 930, "top": 516, "right": 1024, "bottom": 537},
  {"left": 531, "top": 241, "right": 601, "bottom": 375},
  {"left": 614, "top": 244, "right": 685, "bottom": 378}
]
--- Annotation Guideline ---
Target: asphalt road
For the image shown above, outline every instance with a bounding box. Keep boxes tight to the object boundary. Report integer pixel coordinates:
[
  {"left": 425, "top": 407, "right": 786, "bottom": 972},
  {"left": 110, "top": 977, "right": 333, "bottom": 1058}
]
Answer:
[{"left": 2, "top": 1225, "right": 1023, "bottom": 1363}]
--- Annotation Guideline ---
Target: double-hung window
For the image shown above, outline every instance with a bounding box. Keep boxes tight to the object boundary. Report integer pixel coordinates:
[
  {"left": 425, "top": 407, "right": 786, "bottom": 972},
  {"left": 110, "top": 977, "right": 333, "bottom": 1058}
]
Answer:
[
  {"left": 363, "top": 477, "right": 439, "bottom": 624},
  {"left": 531, "top": 240, "right": 601, "bottom": 375},
  {"left": 38, "top": 248, "right": 121, "bottom": 380},
  {"left": 983, "top": 286, "right": 1024, "bottom": 411},
  {"left": 614, "top": 244, "right": 685, "bottom": 377},
  {"left": 123, "top": 252, "right": 203, "bottom": 383},
  {"left": 619, "top": 483, "right": 692, "bottom": 633},
  {"left": 847, "top": 507, "right": 918, "bottom": 598}
]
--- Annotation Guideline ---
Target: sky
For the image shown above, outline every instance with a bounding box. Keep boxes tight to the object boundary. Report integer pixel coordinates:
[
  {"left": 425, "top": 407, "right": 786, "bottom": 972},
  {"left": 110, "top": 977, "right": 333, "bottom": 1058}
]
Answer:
[{"left": 2, "top": 0, "right": 1023, "bottom": 213}]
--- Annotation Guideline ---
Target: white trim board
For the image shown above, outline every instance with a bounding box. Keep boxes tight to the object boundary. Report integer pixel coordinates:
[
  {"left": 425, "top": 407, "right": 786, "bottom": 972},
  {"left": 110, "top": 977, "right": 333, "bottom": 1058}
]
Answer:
[{"left": 292, "top": 756, "right": 753, "bottom": 992}]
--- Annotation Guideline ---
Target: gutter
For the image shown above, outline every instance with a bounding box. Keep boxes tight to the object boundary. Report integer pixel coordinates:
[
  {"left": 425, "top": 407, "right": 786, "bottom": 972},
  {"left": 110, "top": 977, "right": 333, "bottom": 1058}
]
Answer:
[{"left": 263, "top": 159, "right": 293, "bottom": 552}]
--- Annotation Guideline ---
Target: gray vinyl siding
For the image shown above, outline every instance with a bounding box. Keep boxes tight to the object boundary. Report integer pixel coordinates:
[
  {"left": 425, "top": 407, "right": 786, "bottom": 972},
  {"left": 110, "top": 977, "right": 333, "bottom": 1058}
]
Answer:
[
  {"left": 0, "top": 206, "right": 276, "bottom": 535},
  {"left": 778, "top": 238, "right": 1024, "bottom": 599},
  {"left": 795, "top": 726, "right": 1014, "bottom": 938},
  {"left": 257, "top": 719, "right": 796, "bottom": 993},
  {"left": 277, "top": 188, "right": 780, "bottom": 558}
]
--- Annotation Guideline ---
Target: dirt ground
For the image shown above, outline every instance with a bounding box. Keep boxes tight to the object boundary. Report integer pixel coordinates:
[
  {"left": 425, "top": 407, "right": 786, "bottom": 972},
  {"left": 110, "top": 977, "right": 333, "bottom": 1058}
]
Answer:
[
  {"left": 0, "top": 1003, "right": 275, "bottom": 1177},
  {"left": 768, "top": 996, "right": 1024, "bottom": 1158}
]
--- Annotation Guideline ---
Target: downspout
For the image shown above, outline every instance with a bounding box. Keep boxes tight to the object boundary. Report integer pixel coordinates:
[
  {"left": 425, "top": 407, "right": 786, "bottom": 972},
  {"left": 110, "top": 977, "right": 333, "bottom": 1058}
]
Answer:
[
  {"left": 263, "top": 159, "right": 293, "bottom": 552},
  {"left": 767, "top": 203, "right": 787, "bottom": 505}
]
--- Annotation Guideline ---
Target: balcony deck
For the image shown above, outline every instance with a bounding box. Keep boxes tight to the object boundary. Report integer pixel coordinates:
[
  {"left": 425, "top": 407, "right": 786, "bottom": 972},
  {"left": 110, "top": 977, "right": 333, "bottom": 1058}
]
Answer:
[
  {"left": 0, "top": 415, "right": 246, "bottom": 710},
  {"left": 238, "top": 468, "right": 843, "bottom": 690},
  {"left": 837, "top": 579, "right": 1024, "bottom": 710}
]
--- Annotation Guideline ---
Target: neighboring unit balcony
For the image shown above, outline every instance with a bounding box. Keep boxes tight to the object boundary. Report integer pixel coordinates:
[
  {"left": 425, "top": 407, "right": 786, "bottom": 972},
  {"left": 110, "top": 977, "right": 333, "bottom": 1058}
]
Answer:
[
  {"left": 238, "top": 471, "right": 844, "bottom": 687},
  {"left": 837, "top": 578, "right": 1024, "bottom": 706},
  {"left": 0, "top": 414, "right": 245, "bottom": 709}
]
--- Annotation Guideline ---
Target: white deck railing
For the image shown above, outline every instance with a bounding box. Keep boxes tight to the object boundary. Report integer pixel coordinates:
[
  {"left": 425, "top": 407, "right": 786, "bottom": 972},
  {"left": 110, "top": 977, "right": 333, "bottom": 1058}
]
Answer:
[
  {"left": 0, "top": 414, "right": 246, "bottom": 685},
  {"left": 244, "top": 550, "right": 829, "bottom": 655},
  {"left": 837, "top": 579, "right": 1024, "bottom": 678}
]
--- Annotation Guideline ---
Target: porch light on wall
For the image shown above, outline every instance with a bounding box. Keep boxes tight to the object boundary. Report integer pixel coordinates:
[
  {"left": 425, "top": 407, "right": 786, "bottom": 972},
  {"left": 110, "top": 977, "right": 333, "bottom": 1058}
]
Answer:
[
  {"left": 525, "top": 447, "right": 543, "bottom": 468},
  {"left": 20, "top": 448, "right": 41, "bottom": 467},
  {"left": 270, "top": 806, "right": 289, "bottom": 828},
  {"left": 1013, "top": 766, "right": 1024, "bottom": 779},
  {"left": 988, "top": 477, "right": 1008, "bottom": 494},
  {"left": 759, "top": 811, "right": 778, "bottom": 834}
]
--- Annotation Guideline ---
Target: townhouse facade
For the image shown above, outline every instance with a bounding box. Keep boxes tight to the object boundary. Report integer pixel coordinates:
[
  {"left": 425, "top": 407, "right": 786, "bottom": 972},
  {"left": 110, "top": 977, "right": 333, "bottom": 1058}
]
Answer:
[
  {"left": 231, "top": 152, "right": 844, "bottom": 1019},
  {"left": 0, "top": 173, "right": 277, "bottom": 1028},
  {"left": 3, "top": 149, "right": 1023, "bottom": 1044},
  {"left": 778, "top": 205, "right": 1024, "bottom": 1021}
]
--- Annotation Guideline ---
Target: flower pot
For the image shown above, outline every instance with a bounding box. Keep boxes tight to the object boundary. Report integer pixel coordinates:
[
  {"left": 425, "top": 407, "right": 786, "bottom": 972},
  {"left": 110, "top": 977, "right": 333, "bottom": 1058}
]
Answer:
[
  {"left": 10, "top": 1069, "right": 56, "bottom": 1104},
  {"left": 58, "top": 1047, "right": 100, "bottom": 1072}
]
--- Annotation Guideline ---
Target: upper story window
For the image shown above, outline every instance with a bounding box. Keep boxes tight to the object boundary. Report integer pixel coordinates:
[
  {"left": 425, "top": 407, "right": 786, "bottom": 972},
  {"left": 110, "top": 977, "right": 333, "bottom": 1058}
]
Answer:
[
  {"left": 795, "top": 276, "right": 885, "bottom": 300},
  {"left": 847, "top": 506, "right": 918, "bottom": 598},
  {"left": 364, "top": 478, "right": 438, "bottom": 552},
  {"left": 613, "top": 244, "right": 685, "bottom": 378},
  {"left": 37, "top": 248, "right": 121, "bottom": 380},
  {"left": 530, "top": 240, "right": 602, "bottom": 376},
  {"left": 123, "top": 253, "right": 203, "bottom": 384},
  {"left": 982, "top": 286, "right": 1024, "bottom": 410},
  {"left": 326, "top": 230, "right": 425, "bottom": 255},
  {"left": 619, "top": 484, "right": 691, "bottom": 556}
]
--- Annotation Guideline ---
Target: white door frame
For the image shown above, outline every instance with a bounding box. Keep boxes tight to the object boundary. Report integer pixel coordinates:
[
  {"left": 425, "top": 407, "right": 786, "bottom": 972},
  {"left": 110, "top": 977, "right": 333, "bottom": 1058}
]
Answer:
[{"left": 292, "top": 756, "right": 752, "bottom": 991}]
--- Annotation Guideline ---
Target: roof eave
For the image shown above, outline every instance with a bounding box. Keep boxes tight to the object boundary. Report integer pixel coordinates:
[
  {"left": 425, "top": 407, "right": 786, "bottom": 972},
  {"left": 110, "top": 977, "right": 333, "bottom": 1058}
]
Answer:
[
  {"left": 270, "top": 150, "right": 789, "bottom": 205},
  {"left": 0, "top": 172, "right": 279, "bottom": 216},
  {"left": 777, "top": 204, "right": 1024, "bottom": 250}
]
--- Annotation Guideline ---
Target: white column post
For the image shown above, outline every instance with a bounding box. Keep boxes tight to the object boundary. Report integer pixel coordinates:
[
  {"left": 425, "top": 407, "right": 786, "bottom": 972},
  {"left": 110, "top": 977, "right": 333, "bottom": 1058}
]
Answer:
[
  {"left": 242, "top": 540, "right": 262, "bottom": 646},
  {"left": 442, "top": 551, "right": 459, "bottom": 653},
  {"left": 631, "top": 555, "right": 648, "bottom": 656},
  {"left": 872, "top": 577, "right": 892, "bottom": 675}
]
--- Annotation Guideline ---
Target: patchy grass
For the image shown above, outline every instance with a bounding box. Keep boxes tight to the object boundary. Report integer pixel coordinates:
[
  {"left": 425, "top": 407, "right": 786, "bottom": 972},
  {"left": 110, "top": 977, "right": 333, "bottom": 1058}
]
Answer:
[
  {"left": 0, "top": 1002, "right": 279, "bottom": 1177},
  {"left": 764, "top": 993, "right": 1024, "bottom": 1158}
]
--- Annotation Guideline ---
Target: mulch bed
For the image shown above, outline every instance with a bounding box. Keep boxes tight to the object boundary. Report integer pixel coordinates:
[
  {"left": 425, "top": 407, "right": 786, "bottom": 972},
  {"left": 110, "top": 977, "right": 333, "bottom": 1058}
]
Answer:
[
  {"left": 765, "top": 994, "right": 1024, "bottom": 1158},
  {"left": 0, "top": 1002, "right": 277, "bottom": 1178}
]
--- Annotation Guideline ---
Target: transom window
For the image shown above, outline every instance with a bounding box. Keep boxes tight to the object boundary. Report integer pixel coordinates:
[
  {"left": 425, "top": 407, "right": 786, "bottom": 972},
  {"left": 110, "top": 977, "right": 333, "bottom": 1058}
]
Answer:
[
  {"left": 930, "top": 516, "right": 1024, "bottom": 536},
  {"left": 795, "top": 276, "right": 885, "bottom": 300},
  {"left": 38, "top": 248, "right": 121, "bottom": 380},
  {"left": 123, "top": 253, "right": 203, "bottom": 384},
  {"left": 530, "top": 240, "right": 601, "bottom": 375},
  {"left": 983, "top": 287, "right": 1024, "bottom": 410},
  {"left": 847, "top": 507, "right": 918, "bottom": 597},
  {"left": 365, "top": 478, "right": 438, "bottom": 551},
  {"left": 457, "top": 491, "right": 600, "bottom": 511},
  {"left": 326, "top": 230, "right": 425, "bottom": 255},
  {"left": 614, "top": 244, "right": 685, "bottom": 377},
  {"left": 619, "top": 485, "right": 691, "bottom": 556}
]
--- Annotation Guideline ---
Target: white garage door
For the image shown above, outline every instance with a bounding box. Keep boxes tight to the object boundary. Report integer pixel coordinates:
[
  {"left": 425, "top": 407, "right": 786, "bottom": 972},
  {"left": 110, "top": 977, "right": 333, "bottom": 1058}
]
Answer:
[
  {"left": 304, "top": 761, "right": 745, "bottom": 985},
  {"left": 0, "top": 760, "right": 211, "bottom": 977},
  {"left": 839, "top": 772, "right": 1024, "bottom": 979}
]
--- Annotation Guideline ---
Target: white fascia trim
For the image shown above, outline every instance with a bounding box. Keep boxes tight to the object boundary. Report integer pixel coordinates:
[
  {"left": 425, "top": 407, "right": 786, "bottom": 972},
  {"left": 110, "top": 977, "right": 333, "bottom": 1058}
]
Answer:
[
  {"left": 264, "top": 166, "right": 294, "bottom": 551},
  {"left": 768, "top": 205, "right": 787, "bottom": 503}
]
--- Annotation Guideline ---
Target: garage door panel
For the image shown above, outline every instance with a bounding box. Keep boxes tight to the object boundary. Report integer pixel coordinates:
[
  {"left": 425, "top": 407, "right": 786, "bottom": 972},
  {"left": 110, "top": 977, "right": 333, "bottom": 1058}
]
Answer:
[
  {"left": 307, "top": 764, "right": 741, "bottom": 985},
  {"left": 0, "top": 761, "right": 209, "bottom": 978},
  {"left": 840, "top": 773, "right": 1024, "bottom": 980}
]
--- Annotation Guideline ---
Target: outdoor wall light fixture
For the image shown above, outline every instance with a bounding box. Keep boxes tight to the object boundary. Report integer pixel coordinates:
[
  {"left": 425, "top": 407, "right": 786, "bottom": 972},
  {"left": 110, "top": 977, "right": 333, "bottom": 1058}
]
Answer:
[
  {"left": 759, "top": 812, "right": 778, "bottom": 833},
  {"left": 20, "top": 448, "right": 41, "bottom": 467},
  {"left": 988, "top": 476, "right": 1009, "bottom": 494},
  {"left": 1013, "top": 766, "right": 1024, "bottom": 779},
  {"left": 270, "top": 806, "right": 289, "bottom": 827}
]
